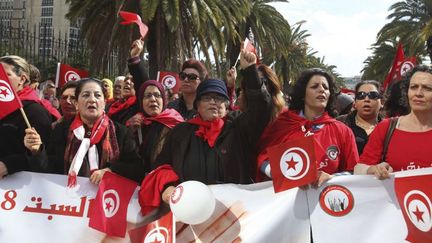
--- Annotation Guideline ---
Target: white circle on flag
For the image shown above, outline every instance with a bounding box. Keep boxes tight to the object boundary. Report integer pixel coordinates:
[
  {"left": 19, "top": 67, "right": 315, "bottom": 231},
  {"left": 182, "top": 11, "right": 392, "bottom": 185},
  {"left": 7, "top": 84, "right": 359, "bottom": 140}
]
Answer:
[
  {"left": 144, "top": 227, "right": 169, "bottom": 243},
  {"left": 279, "top": 147, "right": 310, "bottom": 180},
  {"left": 162, "top": 75, "right": 176, "bottom": 89},
  {"left": 102, "top": 189, "right": 120, "bottom": 218},
  {"left": 65, "top": 71, "right": 81, "bottom": 82},
  {"left": 404, "top": 190, "right": 432, "bottom": 232},
  {"left": 0, "top": 79, "right": 15, "bottom": 102},
  {"left": 400, "top": 61, "right": 415, "bottom": 77}
]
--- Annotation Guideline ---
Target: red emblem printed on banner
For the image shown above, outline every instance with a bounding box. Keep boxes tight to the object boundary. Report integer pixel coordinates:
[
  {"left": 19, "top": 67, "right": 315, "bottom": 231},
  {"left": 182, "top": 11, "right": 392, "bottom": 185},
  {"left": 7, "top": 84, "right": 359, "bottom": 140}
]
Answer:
[
  {"left": 319, "top": 185, "right": 354, "bottom": 217},
  {"left": 268, "top": 136, "right": 318, "bottom": 193},
  {"left": 129, "top": 212, "right": 174, "bottom": 243}
]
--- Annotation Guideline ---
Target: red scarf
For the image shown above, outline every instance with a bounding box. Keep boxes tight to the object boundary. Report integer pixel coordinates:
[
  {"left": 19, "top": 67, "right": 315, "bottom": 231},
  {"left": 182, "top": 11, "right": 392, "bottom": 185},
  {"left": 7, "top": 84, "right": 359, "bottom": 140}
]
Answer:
[
  {"left": 257, "top": 110, "right": 335, "bottom": 165},
  {"left": 107, "top": 96, "right": 137, "bottom": 117},
  {"left": 188, "top": 116, "right": 225, "bottom": 148},
  {"left": 128, "top": 109, "right": 184, "bottom": 128},
  {"left": 64, "top": 113, "right": 119, "bottom": 187},
  {"left": 18, "top": 86, "right": 61, "bottom": 119}
]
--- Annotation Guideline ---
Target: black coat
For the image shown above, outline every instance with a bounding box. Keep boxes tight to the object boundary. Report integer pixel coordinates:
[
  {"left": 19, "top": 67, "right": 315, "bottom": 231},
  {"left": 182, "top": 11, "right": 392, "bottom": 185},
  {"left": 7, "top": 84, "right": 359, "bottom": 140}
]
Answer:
[
  {"left": 0, "top": 100, "right": 52, "bottom": 174},
  {"left": 40, "top": 119, "right": 146, "bottom": 183},
  {"left": 154, "top": 65, "right": 272, "bottom": 184}
]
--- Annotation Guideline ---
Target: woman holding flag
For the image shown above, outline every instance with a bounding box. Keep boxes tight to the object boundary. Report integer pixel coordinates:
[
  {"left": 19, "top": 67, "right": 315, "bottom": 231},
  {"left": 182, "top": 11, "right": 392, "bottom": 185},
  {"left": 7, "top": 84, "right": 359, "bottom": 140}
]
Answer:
[
  {"left": 24, "top": 78, "right": 145, "bottom": 186},
  {"left": 0, "top": 55, "right": 55, "bottom": 179},
  {"left": 257, "top": 68, "right": 359, "bottom": 185}
]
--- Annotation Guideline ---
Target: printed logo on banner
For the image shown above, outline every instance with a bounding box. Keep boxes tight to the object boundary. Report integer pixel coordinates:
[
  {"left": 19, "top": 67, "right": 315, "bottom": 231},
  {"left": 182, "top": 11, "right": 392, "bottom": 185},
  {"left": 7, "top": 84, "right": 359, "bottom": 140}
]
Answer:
[
  {"left": 279, "top": 147, "right": 310, "bottom": 180},
  {"left": 144, "top": 227, "right": 170, "bottom": 243},
  {"left": 64, "top": 71, "right": 81, "bottom": 82},
  {"left": 170, "top": 185, "right": 183, "bottom": 204},
  {"left": 400, "top": 60, "right": 415, "bottom": 77},
  {"left": 102, "top": 189, "right": 120, "bottom": 218},
  {"left": 319, "top": 185, "right": 354, "bottom": 217},
  {"left": 403, "top": 190, "right": 432, "bottom": 232},
  {"left": 162, "top": 75, "right": 177, "bottom": 89},
  {"left": 0, "top": 80, "right": 15, "bottom": 102},
  {"left": 326, "top": 145, "right": 339, "bottom": 161}
]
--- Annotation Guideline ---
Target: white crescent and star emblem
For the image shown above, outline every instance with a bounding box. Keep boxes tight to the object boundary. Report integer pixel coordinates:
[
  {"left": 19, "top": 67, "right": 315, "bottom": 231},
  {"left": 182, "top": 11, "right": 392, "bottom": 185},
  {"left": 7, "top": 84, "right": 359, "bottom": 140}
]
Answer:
[
  {"left": 0, "top": 79, "right": 15, "bottom": 102},
  {"left": 144, "top": 227, "right": 169, "bottom": 243},
  {"left": 162, "top": 75, "right": 176, "bottom": 89},
  {"left": 403, "top": 190, "right": 432, "bottom": 232},
  {"left": 64, "top": 71, "right": 81, "bottom": 82},
  {"left": 400, "top": 61, "right": 415, "bottom": 77},
  {"left": 102, "top": 189, "right": 120, "bottom": 218},
  {"left": 279, "top": 147, "right": 310, "bottom": 180}
]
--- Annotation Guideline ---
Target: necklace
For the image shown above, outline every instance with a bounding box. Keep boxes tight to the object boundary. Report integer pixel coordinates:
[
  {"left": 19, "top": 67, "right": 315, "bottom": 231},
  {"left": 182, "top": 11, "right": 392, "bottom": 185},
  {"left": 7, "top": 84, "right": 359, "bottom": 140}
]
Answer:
[{"left": 355, "top": 116, "right": 377, "bottom": 131}]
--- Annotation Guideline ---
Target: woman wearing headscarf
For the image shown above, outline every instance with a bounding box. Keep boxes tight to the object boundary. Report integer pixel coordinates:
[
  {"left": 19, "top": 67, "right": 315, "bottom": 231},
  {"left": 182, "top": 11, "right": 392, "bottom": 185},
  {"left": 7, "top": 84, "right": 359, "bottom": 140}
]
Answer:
[
  {"left": 126, "top": 80, "right": 184, "bottom": 171},
  {"left": 24, "top": 78, "right": 145, "bottom": 186},
  {"left": 257, "top": 68, "right": 359, "bottom": 185},
  {"left": 102, "top": 78, "right": 114, "bottom": 102}
]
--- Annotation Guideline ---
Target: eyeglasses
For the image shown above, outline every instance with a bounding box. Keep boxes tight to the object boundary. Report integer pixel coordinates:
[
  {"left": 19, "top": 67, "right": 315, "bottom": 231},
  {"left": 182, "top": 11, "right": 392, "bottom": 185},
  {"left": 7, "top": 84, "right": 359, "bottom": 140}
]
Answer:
[
  {"left": 200, "top": 94, "right": 226, "bottom": 104},
  {"left": 179, "top": 72, "right": 199, "bottom": 81},
  {"left": 355, "top": 91, "right": 382, "bottom": 100},
  {"left": 143, "top": 92, "right": 162, "bottom": 99}
]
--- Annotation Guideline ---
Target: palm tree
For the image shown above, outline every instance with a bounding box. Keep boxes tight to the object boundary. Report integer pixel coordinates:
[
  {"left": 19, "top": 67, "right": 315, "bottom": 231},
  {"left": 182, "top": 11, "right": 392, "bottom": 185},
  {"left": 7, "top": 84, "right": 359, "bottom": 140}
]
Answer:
[
  {"left": 361, "top": 40, "right": 400, "bottom": 82},
  {"left": 377, "top": 0, "right": 432, "bottom": 61}
]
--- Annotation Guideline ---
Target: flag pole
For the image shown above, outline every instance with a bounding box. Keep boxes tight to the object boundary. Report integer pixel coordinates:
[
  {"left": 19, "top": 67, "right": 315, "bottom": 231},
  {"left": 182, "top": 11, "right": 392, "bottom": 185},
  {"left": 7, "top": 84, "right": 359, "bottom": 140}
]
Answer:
[{"left": 19, "top": 108, "right": 32, "bottom": 129}]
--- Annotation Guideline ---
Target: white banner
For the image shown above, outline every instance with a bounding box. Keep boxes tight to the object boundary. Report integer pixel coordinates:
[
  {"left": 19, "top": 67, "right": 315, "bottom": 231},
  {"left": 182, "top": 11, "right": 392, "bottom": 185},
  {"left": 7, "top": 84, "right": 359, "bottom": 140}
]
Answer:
[{"left": 0, "top": 171, "right": 422, "bottom": 242}]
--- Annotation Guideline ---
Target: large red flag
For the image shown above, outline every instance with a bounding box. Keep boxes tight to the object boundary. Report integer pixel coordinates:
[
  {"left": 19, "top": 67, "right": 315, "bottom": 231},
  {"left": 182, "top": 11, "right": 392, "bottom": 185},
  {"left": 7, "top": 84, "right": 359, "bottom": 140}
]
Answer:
[
  {"left": 128, "top": 212, "right": 174, "bottom": 243},
  {"left": 119, "top": 11, "right": 148, "bottom": 39},
  {"left": 89, "top": 172, "right": 137, "bottom": 237},
  {"left": 55, "top": 63, "right": 89, "bottom": 88},
  {"left": 268, "top": 135, "right": 318, "bottom": 193},
  {"left": 395, "top": 171, "right": 432, "bottom": 243},
  {"left": 157, "top": 71, "right": 181, "bottom": 94},
  {"left": 244, "top": 37, "right": 260, "bottom": 65},
  {"left": 382, "top": 43, "right": 405, "bottom": 90},
  {"left": 0, "top": 64, "right": 23, "bottom": 119}
]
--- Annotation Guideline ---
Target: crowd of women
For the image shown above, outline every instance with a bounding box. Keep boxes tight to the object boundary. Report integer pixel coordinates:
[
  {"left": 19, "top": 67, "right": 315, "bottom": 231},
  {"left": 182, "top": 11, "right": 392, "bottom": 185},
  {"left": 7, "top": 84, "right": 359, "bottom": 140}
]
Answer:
[{"left": 1, "top": 38, "right": 431, "bottom": 217}]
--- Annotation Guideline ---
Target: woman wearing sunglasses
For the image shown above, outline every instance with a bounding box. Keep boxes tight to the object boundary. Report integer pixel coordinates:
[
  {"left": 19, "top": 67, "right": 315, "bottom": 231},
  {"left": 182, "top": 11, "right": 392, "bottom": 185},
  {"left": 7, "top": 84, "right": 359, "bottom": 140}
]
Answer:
[
  {"left": 257, "top": 68, "right": 359, "bottom": 185},
  {"left": 337, "top": 80, "right": 384, "bottom": 155},
  {"left": 355, "top": 65, "right": 432, "bottom": 178}
]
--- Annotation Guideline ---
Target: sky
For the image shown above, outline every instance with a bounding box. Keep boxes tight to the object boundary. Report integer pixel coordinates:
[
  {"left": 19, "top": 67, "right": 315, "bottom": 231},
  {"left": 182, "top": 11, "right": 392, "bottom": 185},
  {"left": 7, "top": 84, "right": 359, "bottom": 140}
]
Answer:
[{"left": 270, "top": 0, "right": 399, "bottom": 77}]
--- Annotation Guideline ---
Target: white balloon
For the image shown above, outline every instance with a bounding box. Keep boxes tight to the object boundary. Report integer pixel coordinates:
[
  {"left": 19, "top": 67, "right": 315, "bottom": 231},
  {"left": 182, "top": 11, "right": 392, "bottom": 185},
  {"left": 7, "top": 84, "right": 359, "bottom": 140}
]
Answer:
[{"left": 169, "top": 180, "right": 216, "bottom": 225}]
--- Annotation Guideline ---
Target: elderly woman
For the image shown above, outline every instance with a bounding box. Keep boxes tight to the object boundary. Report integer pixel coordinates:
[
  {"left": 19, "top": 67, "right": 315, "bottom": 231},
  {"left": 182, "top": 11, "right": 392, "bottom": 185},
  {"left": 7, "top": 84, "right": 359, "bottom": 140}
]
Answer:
[
  {"left": 337, "top": 80, "right": 384, "bottom": 155},
  {"left": 0, "top": 55, "right": 54, "bottom": 178},
  {"left": 25, "top": 78, "right": 144, "bottom": 186},
  {"left": 257, "top": 68, "right": 359, "bottom": 185},
  {"left": 107, "top": 75, "right": 138, "bottom": 124},
  {"left": 355, "top": 65, "right": 432, "bottom": 178},
  {"left": 126, "top": 80, "right": 184, "bottom": 170},
  {"left": 138, "top": 48, "right": 272, "bottom": 213}
]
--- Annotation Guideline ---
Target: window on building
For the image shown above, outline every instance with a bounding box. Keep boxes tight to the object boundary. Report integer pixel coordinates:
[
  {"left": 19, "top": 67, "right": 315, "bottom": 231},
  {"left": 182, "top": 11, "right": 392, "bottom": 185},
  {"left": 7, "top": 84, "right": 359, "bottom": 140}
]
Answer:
[
  {"left": 41, "top": 7, "right": 53, "bottom": 17},
  {"left": 41, "top": 0, "right": 53, "bottom": 6}
]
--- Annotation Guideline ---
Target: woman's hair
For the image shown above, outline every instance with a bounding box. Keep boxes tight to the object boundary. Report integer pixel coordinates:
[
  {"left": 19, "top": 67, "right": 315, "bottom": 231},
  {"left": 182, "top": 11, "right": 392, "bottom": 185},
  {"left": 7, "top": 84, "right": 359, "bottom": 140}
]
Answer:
[
  {"left": 181, "top": 59, "right": 208, "bottom": 81},
  {"left": 354, "top": 80, "right": 381, "bottom": 94},
  {"left": 0, "top": 55, "right": 30, "bottom": 85},
  {"left": 289, "top": 68, "right": 337, "bottom": 117},
  {"left": 257, "top": 64, "right": 286, "bottom": 121},
  {"left": 60, "top": 81, "right": 78, "bottom": 96},
  {"left": 29, "top": 64, "right": 41, "bottom": 84},
  {"left": 75, "top": 78, "right": 105, "bottom": 99}
]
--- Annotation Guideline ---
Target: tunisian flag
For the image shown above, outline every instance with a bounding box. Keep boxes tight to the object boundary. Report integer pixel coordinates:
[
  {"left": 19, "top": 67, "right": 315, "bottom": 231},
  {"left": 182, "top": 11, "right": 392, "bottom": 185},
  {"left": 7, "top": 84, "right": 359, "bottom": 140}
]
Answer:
[
  {"left": 128, "top": 212, "right": 174, "bottom": 243},
  {"left": 0, "top": 64, "right": 23, "bottom": 119},
  {"left": 55, "top": 63, "right": 89, "bottom": 88},
  {"left": 119, "top": 11, "right": 149, "bottom": 39},
  {"left": 268, "top": 135, "right": 318, "bottom": 193},
  {"left": 382, "top": 43, "right": 417, "bottom": 91},
  {"left": 157, "top": 71, "right": 180, "bottom": 94},
  {"left": 89, "top": 172, "right": 137, "bottom": 237},
  {"left": 394, "top": 170, "right": 432, "bottom": 243}
]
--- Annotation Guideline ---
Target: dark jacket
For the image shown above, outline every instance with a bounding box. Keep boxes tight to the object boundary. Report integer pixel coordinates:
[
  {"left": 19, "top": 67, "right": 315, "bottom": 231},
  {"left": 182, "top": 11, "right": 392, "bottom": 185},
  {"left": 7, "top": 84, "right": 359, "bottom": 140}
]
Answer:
[
  {"left": 167, "top": 97, "right": 197, "bottom": 120},
  {"left": 0, "top": 100, "right": 52, "bottom": 174},
  {"left": 39, "top": 118, "right": 146, "bottom": 183},
  {"left": 336, "top": 110, "right": 383, "bottom": 155},
  {"left": 154, "top": 65, "right": 272, "bottom": 184}
]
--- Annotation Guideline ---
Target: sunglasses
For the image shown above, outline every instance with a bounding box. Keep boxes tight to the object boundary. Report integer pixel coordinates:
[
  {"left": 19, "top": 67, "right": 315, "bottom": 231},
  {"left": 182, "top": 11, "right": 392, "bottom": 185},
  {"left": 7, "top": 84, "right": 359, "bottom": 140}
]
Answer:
[
  {"left": 179, "top": 72, "right": 199, "bottom": 81},
  {"left": 355, "top": 91, "right": 381, "bottom": 100}
]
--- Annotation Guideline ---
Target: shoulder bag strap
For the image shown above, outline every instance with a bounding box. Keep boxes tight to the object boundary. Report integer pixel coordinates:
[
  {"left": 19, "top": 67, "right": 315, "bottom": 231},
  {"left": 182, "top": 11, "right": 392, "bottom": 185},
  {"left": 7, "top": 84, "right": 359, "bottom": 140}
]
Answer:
[{"left": 381, "top": 117, "right": 398, "bottom": 162}]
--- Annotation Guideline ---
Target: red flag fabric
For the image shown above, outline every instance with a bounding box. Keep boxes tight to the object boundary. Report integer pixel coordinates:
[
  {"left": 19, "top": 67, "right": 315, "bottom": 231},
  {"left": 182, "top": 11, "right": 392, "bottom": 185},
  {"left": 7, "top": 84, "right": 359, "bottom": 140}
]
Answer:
[
  {"left": 157, "top": 71, "right": 181, "bottom": 94},
  {"left": 268, "top": 135, "right": 318, "bottom": 193},
  {"left": 395, "top": 171, "right": 432, "bottom": 243},
  {"left": 119, "top": 11, "right": 148, "bottom": 39},
  {"left": 399, "top": 57, "right": 417, "bottom": 78},
  {"left": 128, "top": 212, "right": 174, "bottom": 243},
  {"left": 0, "top": 64, "right": 23, "bottom": 119},
  {"left": 55, "top": 63, "right": 89, "bottom": 88},
  {"left": 89, "top": 172, "right": 137, "bottom": 237},
  {"left": 244, "top": 37, "right": 260, "bottom": 65},
  {"left": 382, "top": 43, "right": 405, "bottom": 90}
]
